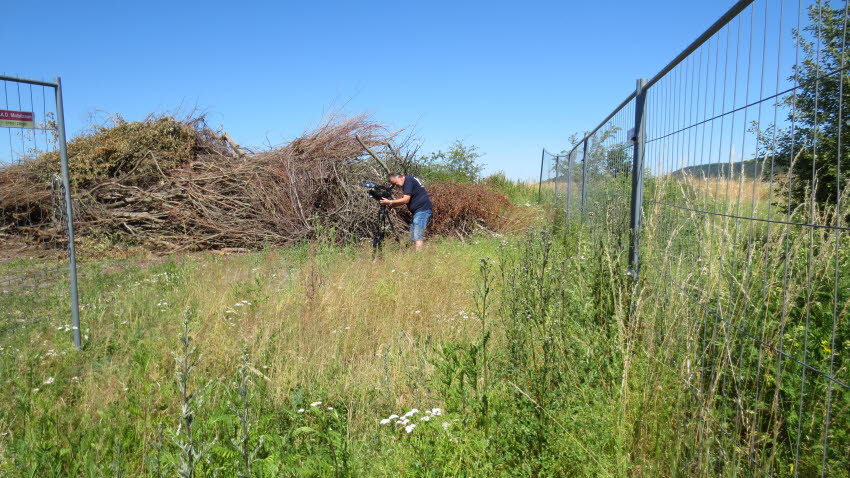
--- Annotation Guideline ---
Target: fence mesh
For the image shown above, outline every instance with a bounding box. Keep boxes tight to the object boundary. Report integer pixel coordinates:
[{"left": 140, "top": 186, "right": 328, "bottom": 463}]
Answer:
[
  {"left": 581, "top": 98, "right": 636, "bottom": 241},
  {"left": 547, "top": 0, "right": 849, "bottom": 474},
  {"left": 0, "top": 77, "right": 78, "bottom": 344}
]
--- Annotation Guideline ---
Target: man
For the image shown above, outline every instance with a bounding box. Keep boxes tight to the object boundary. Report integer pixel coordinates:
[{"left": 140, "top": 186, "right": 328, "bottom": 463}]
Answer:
[{"left": 380, "top": 173, "right": 433, "bottom": 250}]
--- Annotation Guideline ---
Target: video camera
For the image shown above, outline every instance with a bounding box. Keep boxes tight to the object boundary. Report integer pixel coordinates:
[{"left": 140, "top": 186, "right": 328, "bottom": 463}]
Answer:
[{"left": 361, "top": 182, "right": 394, "bottom": 201}]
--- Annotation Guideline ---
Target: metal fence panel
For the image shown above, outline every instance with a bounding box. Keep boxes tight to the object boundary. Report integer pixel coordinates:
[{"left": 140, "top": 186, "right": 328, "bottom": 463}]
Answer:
[
  {"left": 541, "top": 0, "right": 849, "bottom": 474},
  {"left": 0, "top": 75, "right": 80, "bottom": 348}
]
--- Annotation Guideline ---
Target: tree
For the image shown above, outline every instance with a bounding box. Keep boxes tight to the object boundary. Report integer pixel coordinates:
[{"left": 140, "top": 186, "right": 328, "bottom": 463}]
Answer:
[
  {"left": 581, "top": 126, "right": 632, "bottom": 179},
  {"left": 422, "top": 140, "right": 485, "bottom": 183},
  {"left": 774, "top": 0, "right": 850, "bottom": 207}
]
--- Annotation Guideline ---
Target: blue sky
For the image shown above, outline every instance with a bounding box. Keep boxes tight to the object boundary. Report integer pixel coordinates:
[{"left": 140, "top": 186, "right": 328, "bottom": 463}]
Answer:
[{"left": 4, "top": 0, "right": 749, "bottom": 180}]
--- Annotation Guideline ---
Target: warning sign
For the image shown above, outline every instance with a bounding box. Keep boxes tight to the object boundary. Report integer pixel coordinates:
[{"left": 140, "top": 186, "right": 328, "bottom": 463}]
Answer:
[{"left": 0, "top": 110, "right": 35, "bottom": 128}]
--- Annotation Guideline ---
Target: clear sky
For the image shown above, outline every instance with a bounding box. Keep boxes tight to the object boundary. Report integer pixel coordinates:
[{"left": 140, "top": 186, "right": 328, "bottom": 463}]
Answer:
[{"left": 4, "top": 0, "right": 747, "bottom": 180}]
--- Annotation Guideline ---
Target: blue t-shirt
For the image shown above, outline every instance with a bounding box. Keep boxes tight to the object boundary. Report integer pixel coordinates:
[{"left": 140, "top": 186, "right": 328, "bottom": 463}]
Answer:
[{"left": 402, "top": 176, "right": 433, "bottom": 214}]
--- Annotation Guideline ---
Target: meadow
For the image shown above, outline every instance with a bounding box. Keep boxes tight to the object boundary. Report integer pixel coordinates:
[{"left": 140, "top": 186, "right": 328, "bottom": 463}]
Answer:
[{"left": 0, "top": 174, "right": 847, "bottom": 476}]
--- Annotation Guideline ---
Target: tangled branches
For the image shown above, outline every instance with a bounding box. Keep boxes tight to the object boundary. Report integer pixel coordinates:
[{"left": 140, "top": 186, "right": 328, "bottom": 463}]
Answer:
[{"left": 0, "top": 113, "right": 520, "bottom": 253}]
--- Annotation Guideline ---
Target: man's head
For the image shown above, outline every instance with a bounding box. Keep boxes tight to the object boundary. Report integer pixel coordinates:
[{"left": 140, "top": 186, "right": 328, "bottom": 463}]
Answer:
[{"left": 387, "top": 173, "right": 405, "bottom": 187}]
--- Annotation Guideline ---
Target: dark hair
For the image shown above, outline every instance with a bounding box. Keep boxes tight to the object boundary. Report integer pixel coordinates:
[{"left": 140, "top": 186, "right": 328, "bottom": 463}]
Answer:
[{"left": 388, "top": 172, "right": 404, "bottom": 180}]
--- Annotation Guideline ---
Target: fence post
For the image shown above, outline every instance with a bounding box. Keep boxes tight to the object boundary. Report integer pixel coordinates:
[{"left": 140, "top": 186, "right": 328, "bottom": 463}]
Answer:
[
  {"left": 580, "top": 135, "right": 589, "bottom": 214},
  {"left": 553, "top": 155, "right": 560, "bottom": 201},
  {"left": 566, "top": 151, "right": 573, "bottom": 221},
  {"left": 55, "top": 77, "right": 82, "bottom": 349},
  {"left": 628, "top": 78, "right": 648, "bottom": 279},
  {"left": 537, "top": 149, "right": 545, "bottom": 203}
]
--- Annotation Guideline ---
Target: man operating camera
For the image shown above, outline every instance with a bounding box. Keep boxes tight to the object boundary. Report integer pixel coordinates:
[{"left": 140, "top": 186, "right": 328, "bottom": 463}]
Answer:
[{"left": 380, "top": 173, "right": 433, "bottom": 250}]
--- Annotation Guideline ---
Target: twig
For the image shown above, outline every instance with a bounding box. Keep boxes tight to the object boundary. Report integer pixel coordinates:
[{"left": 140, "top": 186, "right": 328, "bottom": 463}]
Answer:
[{"left": 355, "top": 134, "right": 391, "bottom": 175}]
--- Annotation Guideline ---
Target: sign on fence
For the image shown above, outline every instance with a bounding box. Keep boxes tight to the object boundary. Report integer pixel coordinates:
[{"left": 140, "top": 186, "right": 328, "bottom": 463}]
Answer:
[{"left": 0, "top": 109, "right": 35, "bottom": 128}]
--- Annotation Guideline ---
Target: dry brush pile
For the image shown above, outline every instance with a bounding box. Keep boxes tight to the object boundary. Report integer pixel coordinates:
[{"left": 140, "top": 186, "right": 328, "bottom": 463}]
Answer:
[{"left": 0, "top": 114, "right": 520, "bottom": 252}]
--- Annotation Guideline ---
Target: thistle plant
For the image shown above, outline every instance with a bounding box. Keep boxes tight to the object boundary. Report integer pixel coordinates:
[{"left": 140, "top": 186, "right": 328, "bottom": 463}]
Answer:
[
  {"left": 231, "top": 344, "right": 263, "bottom": 478},
  {"left": 173, "top": 309, "right": 211, "bottom": 478},
  {"left": 472, "top": 257, "right": 493, "bottom": 437},
  {"left": 149, "top": 423, "right": 167, "bottom": 478}
]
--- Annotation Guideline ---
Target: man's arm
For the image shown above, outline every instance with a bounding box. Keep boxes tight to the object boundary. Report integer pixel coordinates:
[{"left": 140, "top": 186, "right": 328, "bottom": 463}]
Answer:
[{"left": 380, "top": 195, "right": 410, "bottom": 206}]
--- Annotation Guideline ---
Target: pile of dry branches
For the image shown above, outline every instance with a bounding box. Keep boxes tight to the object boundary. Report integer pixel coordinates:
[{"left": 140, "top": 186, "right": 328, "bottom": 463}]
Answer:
[
  {"left": 0, "top": 114, "right": 399, "bottom": 251},
  {"left": 0, "top": 113, "right": 519, "bottom": 252}
]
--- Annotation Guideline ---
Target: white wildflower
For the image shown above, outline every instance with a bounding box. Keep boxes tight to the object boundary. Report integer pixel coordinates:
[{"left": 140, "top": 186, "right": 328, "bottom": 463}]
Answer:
[
  {"left": 380, "top": 418, "right": 392, "bottom": 425},
  {"left": 32, "top": 388, "right": 39, "bottom": 392},
  {"left": 327, "top": 407, "right": 334, "bottom": 411},
  {"left": 420, "top": 415, "right": 431, "bottom": 421},
  {"left": 431, "top": 408, "right": 442, "bottom": 416},
  {"left": 387, "top": 414, "right": 399, "bottom": 420},
  {"left": 442, "top": 422, "right": 450, "bottom": 430},
  {"left": 405, "top": 424, "right": 416, "bottom": 433},
  {"left": 310, "top": 401, "right": 322, "bottom": 407},
  {"left": 297, "top": 408, "right": 305, "bottom": 413},
  {"left": 43, "top": 377, "right": 55, "bottom": 385}
]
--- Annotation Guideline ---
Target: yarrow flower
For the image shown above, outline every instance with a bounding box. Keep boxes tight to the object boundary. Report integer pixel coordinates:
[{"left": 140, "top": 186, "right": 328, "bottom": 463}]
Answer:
[
  {"left": 310, "top": 401, "right": 322, "bottom": 407},
  {"left": 43, "top": 377, "right": 55, "bottom": 385},
  {"left": 297, "top": 408, "right": 305, "bottom": 413},
  {"left": 380, "top": 407, "right": 447, "bottom": 435}
]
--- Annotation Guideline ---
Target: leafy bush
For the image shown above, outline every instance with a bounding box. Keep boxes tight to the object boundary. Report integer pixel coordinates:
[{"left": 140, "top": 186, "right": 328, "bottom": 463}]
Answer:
[{"left": 419, "top": 141, "right": 484, "bottom": 183}]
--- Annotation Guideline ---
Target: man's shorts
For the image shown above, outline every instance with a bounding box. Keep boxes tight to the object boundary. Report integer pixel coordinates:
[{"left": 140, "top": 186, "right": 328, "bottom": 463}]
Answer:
[{"left": 410, "top": 209, "right": 433, "bottom": 242}]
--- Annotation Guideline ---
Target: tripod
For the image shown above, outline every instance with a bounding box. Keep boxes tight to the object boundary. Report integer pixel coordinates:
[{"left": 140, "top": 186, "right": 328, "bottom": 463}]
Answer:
[{"left": 371, "top": 204, "right": 392, "bottom": 259}]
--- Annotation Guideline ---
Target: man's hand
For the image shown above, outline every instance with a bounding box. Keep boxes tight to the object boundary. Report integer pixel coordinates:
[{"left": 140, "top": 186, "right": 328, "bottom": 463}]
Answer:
[{"left": 379, "top": 198, "right": 392, "bottom": 205}]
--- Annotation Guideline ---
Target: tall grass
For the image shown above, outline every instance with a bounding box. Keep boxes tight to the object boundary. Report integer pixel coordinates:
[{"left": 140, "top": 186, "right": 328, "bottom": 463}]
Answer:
[
  {"left": 1, "top": 172, "right": 844, "bottom": 475},
  {"left": 629, "top": 175, "right": 850, "bottom": 476},
  {"left": 0, "top": 238, "right": 504, "bottom": 475}
]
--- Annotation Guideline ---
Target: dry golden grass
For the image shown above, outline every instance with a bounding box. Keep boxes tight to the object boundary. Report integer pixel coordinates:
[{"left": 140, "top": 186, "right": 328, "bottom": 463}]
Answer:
[
  {"left": 678, "top": 176, "right": 774, "bottom": 203},
  {"left": 66, "top": 239, "right": 494, "bottom": 431}
]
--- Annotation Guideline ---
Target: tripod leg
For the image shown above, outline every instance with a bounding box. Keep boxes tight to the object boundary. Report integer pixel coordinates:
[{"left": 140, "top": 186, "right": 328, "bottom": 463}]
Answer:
[{"left": 372, "top": 206, "right": 385, "bottom": 260}]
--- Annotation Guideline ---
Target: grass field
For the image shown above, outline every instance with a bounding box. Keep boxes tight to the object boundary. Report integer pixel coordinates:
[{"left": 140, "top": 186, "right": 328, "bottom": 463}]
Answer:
[
  {"left": 0, "top": 236, "right": 509, "bottom": 475},
  {"left": 1, "top": 175, "right": 846, "bottom": 476}
]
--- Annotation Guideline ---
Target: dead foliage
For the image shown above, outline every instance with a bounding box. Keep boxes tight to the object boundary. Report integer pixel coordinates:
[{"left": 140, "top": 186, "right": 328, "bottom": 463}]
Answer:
[
  {"left": 0, "top": 114, "right": 521, "bottom": 253},
  {"left": 412, "top": 182, "right": 527, "bottom": 237}
]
